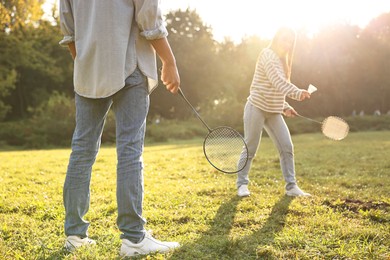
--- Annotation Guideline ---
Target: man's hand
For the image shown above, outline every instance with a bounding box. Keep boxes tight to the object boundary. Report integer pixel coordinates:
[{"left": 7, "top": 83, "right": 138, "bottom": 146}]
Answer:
[
  {"left": 160, "top": 64, "right": 180, "bottom": 94},
  {"left": 150, "top": 37, "right": 180, "bottom": 94},
  {"left": 68, "top": 42, "right": 76, "bottom": 60}
]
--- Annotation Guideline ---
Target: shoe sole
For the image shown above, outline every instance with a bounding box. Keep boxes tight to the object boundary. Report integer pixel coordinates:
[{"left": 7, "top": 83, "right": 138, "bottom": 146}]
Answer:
[{"left": 285, "top": 192, "right": 311, "bottom": 197}]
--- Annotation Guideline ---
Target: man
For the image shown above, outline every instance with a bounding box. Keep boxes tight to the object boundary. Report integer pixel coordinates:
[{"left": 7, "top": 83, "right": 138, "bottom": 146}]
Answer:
[{"left": 59, "top": 0, "right": 180, "bottom": 257}]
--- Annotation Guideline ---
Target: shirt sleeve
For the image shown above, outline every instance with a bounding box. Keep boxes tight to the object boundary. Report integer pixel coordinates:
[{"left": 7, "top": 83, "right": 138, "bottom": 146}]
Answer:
[
  {"left": 59, "top": 0, "right": 75, "bottom": 47},
  {"left": 283, "top": 101, "right": 293, "bottom": 111},
  {"left": 262, "top": 51, "right": 303, "bottom": 101},
  {"left": 134, "top": 0, "right": 168, "bottom": 40}
]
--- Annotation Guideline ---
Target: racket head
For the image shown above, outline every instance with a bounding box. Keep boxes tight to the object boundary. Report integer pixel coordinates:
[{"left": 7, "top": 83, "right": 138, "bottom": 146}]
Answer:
[
  {"left": 203, "top": 126, "right": 248, "bottom": 174},
  {"left": 321, "top": 116, "right": 349, "bottom": 140}
]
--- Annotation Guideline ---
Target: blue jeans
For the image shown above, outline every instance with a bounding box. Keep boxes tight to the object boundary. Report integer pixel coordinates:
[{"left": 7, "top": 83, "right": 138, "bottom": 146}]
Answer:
[
  {"left": 237, "top": 101, "right": 297, "bottom": 189},
  {"left": 64, "top": 69, "right": 149, "bottom": 243}
]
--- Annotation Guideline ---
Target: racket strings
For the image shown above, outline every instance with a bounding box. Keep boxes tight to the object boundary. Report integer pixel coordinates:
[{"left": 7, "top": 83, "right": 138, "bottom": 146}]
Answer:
[
  {"left": 203, "top": 127, "right": 248, "bottom": 173},
  {"left": 321, "top": 116, "right": 349, "bottom": 140}
]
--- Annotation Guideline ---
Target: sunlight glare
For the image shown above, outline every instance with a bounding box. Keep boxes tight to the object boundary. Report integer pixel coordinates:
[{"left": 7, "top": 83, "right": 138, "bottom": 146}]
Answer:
[
  {"left": 161, "top": 0, "right": 390, "bottom": 42},
  {"left": 43, "top": 0, "right": 390, "bottom": 42}
]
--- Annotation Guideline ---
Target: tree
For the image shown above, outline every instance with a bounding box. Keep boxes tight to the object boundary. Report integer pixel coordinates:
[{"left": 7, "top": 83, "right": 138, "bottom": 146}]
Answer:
[
  {"left": 359, "top": 12, "right": 390, "bottom": 113},
  {"left": 202, "top": 36, "right": 268, "bottom": 127},
  {"left": 0, "top": 20, "right": 73, "bottom": 120},
  {"left": 0, "top": 0, "right": 73, "bottom": 120},
  {"left": 149, "top": 9, "right": 218, "bottom": 119},
  {"left": 0, "top": 68, "right": 16, "bottom": 120},
  {"left": 292, "top": 24, "right": 364, "bottom": 116},
  {"left": 0, "top": 0, "right": 44, "bottom": 32}
]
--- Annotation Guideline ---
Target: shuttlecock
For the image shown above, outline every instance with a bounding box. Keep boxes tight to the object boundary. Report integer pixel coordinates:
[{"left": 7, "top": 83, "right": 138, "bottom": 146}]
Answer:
[{"left": 308, "top": 84, "right": 317, "bottom": 94}]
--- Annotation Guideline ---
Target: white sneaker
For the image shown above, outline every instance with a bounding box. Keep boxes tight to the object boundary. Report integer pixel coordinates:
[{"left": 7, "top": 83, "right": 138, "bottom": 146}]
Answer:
[
  {"left": 120, "top": 232, "right": 180, "bottom": 257},
  {"left": 64, "top": 236, "right": 96, "bottom": 251},
  {"left": 237, "top": 185, "right": 250, "bottom": 197},
  {"left": 286, "top": 186, "right": 311, "bottom": 197}
]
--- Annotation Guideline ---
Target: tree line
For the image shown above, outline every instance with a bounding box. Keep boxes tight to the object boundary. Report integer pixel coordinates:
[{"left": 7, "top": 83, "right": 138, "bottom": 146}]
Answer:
[{"left": 1, "top": 2, "right": 390, "bottom": 127}]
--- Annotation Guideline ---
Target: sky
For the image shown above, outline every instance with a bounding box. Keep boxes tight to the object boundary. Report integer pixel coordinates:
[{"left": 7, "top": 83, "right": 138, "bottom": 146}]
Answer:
[{"left": 43, "top": 0, "right": 390, "bottom": 42}]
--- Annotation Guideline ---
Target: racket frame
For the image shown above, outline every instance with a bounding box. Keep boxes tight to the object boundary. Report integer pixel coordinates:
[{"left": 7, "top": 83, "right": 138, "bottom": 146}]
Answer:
[
  {"left": 297, "top": 114, "right": 349, "bottom": 140},
  {"left": 203, "top": 126, "right": 249, "bottom": 174},
  {"left": 178, "top": 88, "right": 248, "bottom": 173}
]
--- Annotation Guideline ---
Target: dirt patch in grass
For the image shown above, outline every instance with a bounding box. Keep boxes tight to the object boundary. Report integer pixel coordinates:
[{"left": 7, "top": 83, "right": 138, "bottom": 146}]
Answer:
[{"left": 323, "top": 199, "right": 390, "bottom": 213}]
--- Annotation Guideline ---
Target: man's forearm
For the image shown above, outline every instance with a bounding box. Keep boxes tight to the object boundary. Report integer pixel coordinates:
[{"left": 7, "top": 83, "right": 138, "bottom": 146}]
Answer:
[
  {"left": 150, "top": 37, "right": 180, "bottom": 93},
  {"left": 150, "top": 37, "right": 176, "bottom": 66}
]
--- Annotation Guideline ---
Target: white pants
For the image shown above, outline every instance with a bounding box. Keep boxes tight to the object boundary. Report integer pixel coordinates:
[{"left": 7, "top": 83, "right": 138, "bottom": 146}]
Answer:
[{"left": 237, "top": 101, "right": 297, "bottom": 189}]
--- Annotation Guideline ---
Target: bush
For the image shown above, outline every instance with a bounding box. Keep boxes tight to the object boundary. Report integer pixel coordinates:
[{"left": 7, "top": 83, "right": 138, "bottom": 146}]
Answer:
[
  {"left": 286, "top": 115, "right": 390, "bottom": 135},
  {"left": 201, "top": 97, "right": 245, "bottom": 130},
  {"left": 25, "top": 92, "right": 76, "bottom": 147},
  {"left": 0, "top": 121, "right": 30, "bottom": 146},
  {"left": 146, "top": 118, "right": 206, "bottom": 142},
  {"left": 346, "top": 115, "right": 390, "bottom": 132},
  {"left": 25, "top": 92, "right": 117, "bottom": 147},
  {"left": 1, "top": 106, "right": 389, "bottom": 149}
]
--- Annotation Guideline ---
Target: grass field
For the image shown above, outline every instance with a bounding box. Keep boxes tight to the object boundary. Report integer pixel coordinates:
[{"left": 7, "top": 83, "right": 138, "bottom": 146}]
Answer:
[{"left": 0, "top": 131, "right": 389, "bottom": 259}]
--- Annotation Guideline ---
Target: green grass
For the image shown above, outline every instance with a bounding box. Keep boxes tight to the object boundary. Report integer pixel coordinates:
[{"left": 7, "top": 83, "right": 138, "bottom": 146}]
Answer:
[{"left": 1, "top": 131, "right": 389, "bottom": 259}]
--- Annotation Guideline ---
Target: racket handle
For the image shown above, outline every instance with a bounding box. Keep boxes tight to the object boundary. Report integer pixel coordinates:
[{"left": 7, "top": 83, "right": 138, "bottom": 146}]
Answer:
[
  {"left": 297, "top": 114, "right": 322, "bottom": 124},
  {"left": 178, "top": 88, "right": 212, "bottom": 132}
]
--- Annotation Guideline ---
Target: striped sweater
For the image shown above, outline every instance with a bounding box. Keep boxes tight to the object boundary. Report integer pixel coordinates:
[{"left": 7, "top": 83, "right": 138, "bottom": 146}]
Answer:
[{"left": 247, "top": 48, "right": 303, "bottom": 113}]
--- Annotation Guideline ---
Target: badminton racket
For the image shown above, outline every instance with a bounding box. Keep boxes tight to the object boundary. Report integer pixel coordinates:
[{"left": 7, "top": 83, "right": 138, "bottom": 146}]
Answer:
[
  {"left": 297, "top": 114, "right": 349, "bottom": 141},
  {"left": 178, "top": 88, "right": 248, "bottom": 174}
]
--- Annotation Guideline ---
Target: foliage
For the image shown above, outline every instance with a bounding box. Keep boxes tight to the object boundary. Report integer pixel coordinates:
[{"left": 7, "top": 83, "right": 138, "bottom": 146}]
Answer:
[
  {"left": 146, "top": 118, "right": 206, "bottom": 143},
  {"left": 1, "top": 5, "right": 390, "bottom": 144},
  {"left": 0, "top": 132, "right": 389, "bottom": 259},
  {"left": 291, "top": 17, "right": 390, "bottom": 116},
  {"left": 0, "top": 0, "right": 44, "bottom": 32},
  {"left": 0, "top": 120, "right": 29, "bottom": 147},
  {"left": 0, "top": 68, "right": 16, "bottom": 120},
  {"left": 25, "top": 91, "right": 74, "bottom": 147},
  {"left": 286, "top": 115, "right": 390, "bottom": 135},
  {"left": 1, "top": 104, "right": 390, "bottom": 148},
  {"left": 0, "top": 21, "right": 72, "bottom": 120},
  {"left": 1, "top": 92, "right": 116, "bottom": 148},
  {"left": 150, "top": 9, "right": 218, "bottom": 119},
  {"left": 154, "top": 10, "right": 390, "bottom": 123}
]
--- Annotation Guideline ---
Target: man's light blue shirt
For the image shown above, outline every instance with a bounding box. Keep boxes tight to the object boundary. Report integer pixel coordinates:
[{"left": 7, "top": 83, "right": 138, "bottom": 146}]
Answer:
[{"left": 59, "top": 0, "right": 168, "bottom": 98}]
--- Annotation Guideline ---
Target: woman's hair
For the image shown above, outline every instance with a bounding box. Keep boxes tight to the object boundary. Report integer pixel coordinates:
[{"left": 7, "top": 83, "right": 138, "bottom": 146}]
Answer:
[{"left": 269, "top": 27, "right": 297, "bottom": 81}]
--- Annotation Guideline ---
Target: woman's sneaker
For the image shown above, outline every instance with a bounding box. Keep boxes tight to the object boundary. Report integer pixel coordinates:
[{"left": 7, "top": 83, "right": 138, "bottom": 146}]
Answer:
[
  {"left": 120, "top": 232, "right": 180, "bottom": 257},
  {"left": 64, "top": 236, "right": 96, "bottom": 251},
  {"left": 285, "top": 186, "right": 311, "bottom": 197},
  {"left": 237, "top": 185, "right": 250, "bottom": 197}
]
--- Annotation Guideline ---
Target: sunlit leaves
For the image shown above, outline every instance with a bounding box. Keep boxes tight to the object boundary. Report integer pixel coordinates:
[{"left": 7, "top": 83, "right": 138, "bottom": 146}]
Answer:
[{"left": 0, "top": 0, "right": 44, "bottom": 32}]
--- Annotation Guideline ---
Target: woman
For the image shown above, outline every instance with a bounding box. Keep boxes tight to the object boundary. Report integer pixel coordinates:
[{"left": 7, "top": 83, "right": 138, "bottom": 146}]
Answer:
[{"left": 237, "top": 27, "right": 311, "bottom": 197}]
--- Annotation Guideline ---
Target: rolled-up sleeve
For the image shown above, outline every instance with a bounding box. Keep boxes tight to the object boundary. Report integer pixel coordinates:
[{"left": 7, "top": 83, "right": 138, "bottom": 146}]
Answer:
[
  {"left": 59, "top": 0, "right": 75, "bottom": 47},
  {"left": 283, "top": 101, "right": 293, "bottom": 111},
  {"left": 134, "top": 0, "right": 168, "bottom": 40}
]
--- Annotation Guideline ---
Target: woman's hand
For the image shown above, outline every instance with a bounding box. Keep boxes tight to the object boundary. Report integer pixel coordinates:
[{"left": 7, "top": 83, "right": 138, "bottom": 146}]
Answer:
[
  {"left": 300, "top": 90, "right": 311, "bottom": 101},
  {"left": 283, "top": 108, "right": 298, "bottom": 117}
]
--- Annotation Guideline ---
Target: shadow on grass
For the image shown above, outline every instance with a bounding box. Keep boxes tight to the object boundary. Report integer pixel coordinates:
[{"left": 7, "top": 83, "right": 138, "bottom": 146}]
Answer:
[
  {"left": 169, "top": 195, "right": 293, "bottom": 259},
  {"left": 243, "top": 195, "right": 294, "bottom": 259},
  {"left": 41, "top": 196, "right": 293, "bottom": 259},
  {"left": 168, "top": 196, "right": 240, "bottom": 259}
]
